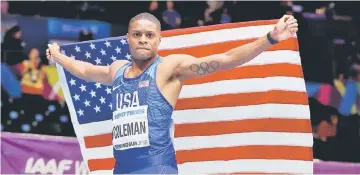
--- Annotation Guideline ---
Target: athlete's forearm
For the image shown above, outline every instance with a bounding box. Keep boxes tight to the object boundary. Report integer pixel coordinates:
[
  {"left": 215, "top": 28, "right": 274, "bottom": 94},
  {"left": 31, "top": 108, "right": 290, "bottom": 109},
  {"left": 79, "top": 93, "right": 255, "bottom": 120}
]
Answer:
[
  {"left": 53, "top": 53, "right": 111, "bottom": 84},
  {"left": 223, "top": 34, "right": 272, "bottom": 68}
]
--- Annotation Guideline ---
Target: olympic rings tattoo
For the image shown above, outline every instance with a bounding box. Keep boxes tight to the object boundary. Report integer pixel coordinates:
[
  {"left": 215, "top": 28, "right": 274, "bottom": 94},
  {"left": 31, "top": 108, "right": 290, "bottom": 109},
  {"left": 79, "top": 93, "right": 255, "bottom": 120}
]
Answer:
[{"left": 190, "top": 61, "right": 220, "bottom": 75}]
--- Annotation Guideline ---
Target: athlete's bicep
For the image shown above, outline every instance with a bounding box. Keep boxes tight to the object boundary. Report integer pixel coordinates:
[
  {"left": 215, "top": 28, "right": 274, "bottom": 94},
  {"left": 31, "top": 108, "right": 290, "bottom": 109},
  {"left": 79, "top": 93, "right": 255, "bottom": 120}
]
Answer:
[
  {"left": 84, "top": 64, "right": 112, "bottom": 85},
  {"left": 171, "top": 54, "right": 230, "bottom": 81}
]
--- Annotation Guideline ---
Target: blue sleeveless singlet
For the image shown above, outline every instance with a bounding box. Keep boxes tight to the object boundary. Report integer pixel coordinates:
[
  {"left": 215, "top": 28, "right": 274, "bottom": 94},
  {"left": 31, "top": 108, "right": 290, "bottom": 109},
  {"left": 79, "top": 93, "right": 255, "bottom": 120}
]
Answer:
[{"left": 111, "top": 56, "right": 177, "bottom": 174}]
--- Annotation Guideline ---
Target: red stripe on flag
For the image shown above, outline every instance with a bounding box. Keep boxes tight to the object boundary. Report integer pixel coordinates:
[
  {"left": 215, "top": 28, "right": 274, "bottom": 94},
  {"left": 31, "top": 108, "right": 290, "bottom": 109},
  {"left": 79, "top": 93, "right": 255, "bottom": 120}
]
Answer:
[
  {"left": 175, "top": 118, "right": 312, "bottom": 138},
  {"left": 176, "top": 145, "right": 313, "bottom": 164},
  {"left": 86, "top": 146, "right": 312, "bottom": 171},
  {"left": 84, "top": 133, "right": 112, "bottom": 148},
  {"left": 175, "top": 90, "right": 309, "bottom": 110},
  {"left": 159, "top": 38, "right": 299, "bottom": 57},
  {"left": 88, "top": 158, "right": 115, "bottom": 171}
]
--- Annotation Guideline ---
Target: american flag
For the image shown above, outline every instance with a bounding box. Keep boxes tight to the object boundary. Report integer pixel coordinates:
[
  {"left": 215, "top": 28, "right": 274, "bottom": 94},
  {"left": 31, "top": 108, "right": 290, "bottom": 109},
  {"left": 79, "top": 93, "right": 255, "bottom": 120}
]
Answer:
[
  {"left": 58, "top": 36, "right": 130, "bottom": 125},
  {"left": 57, "top": 20, "right": 313, "bottom": 174}
]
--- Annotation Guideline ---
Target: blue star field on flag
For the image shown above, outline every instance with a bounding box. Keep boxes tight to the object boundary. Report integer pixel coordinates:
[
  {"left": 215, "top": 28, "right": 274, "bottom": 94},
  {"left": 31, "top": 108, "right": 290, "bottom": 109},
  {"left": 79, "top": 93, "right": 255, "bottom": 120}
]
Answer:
[{"left": 60, "top": 36, "right": 131, "bottom": 124}]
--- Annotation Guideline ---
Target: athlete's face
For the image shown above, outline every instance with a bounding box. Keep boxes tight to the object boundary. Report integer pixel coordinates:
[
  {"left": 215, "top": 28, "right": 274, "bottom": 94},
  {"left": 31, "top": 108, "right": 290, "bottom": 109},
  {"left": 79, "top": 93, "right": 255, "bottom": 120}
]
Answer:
[{"left": 127, "top": 20, "right": 161, "bottom": 61}]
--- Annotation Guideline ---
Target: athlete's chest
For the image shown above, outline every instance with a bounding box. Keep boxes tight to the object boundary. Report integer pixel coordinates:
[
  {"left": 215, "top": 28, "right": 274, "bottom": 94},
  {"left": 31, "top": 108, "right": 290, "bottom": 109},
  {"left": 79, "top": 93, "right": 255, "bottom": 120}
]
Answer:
[
  {"left": 111, "top": 77, "right": 152, "bottom": 150},
  {"left": 112, "top": 78, "right": 152, "bottom": 110}
]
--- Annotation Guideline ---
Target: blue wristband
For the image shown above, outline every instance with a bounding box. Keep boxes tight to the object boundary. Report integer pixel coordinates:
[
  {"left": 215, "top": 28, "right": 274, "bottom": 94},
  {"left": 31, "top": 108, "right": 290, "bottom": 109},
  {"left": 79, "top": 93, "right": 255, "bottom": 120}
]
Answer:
[{"left": 267, "top": 32, "right": 278, "bottom": 45}]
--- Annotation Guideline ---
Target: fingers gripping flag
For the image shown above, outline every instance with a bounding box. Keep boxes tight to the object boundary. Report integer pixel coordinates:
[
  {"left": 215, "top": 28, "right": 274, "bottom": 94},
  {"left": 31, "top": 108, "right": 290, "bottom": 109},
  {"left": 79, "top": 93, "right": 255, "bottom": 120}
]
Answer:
[{"left": 57, "top": 20, "right": 313, "bottom": 174}]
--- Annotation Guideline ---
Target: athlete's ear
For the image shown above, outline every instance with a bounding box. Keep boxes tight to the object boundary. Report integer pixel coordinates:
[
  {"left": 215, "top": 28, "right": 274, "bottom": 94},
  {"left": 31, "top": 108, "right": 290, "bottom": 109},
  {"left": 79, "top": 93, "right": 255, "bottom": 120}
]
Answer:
[{"left": 158, "top": 35, "right": 161, "bottom": 46}]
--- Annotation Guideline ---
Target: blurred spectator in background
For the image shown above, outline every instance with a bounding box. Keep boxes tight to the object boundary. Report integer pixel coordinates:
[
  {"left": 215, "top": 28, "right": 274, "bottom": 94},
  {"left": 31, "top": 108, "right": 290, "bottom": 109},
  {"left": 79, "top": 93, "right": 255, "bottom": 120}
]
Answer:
[
  {"left": 1, "top": 25, "right": 26, "bottom": 65},
  {"left": 203, "top": 8, "right": 213, "bottom": 25},
  {"left": 280, "top": 0, "right": 294, "bottom": 15},
  {"left": 1, "top": 0, "right": 9, "bottom": 14},
  {"left": 312, "top": 106, "right": 339, "bottom": 142},
  {"left": 78, "top": 29, "right": 94, "bottom": 42},
  {"left": 206, "top": 1, "right": 224, "bottom": 12},
  {"left": 220, "top": 8, "right": 231, "bottom": 24},
  {"left": 148, "top": 1, "right": 161, "bottom": 23},
  {"left": 310, "top": 96, "right": 360, "bottom": 162},
  {"left": 162, "top": 1, "right": 181, "bottom": 30},
  {"left": 203, "top": 1, "right": 224, "bottom": 26},
  {"left": 2, "top": 25, "right": 25, "bottom": 51},
  {"left": 16, "top": 48, "right": 44, "bottom": 96}
]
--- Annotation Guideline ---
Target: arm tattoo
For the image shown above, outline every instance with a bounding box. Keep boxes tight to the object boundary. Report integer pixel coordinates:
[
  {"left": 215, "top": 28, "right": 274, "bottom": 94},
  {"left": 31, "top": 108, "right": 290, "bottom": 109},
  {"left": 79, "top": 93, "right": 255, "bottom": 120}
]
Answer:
[{"left": 190, "top": 61, "right": 219, "bottom": 75}]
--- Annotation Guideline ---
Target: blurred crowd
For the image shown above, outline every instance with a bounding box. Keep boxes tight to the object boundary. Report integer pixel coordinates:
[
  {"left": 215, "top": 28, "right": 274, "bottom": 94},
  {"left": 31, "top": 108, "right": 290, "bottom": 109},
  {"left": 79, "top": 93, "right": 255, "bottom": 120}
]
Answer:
[
  {"left": 1, "top": 1, "right": 360, "bottom": 162},
  {"left": 1, "top": 31, "right": 72, "bottom": 135}
]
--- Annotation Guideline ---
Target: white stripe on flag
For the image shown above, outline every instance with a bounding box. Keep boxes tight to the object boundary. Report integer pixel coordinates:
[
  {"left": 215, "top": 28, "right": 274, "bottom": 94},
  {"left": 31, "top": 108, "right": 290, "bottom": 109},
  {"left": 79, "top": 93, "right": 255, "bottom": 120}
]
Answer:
[
  {"left": 160, "top": 24, "right": 297, "bottom": 50},
  {"left": 85, "top": 145, "right": 113, "bottom": 160},
  {"left": 77, "top": 120, "right": 112, "bottom": 136},
  {"left": 239, "top": 50, "right": 300, "bottom": 66},
  {"left": 90, "top": 169, "right": 113, "bottom": 175},
  {"left": 179, "top": 76, "right": 306, "bottom": 99},
  {"left": 173, "top": 104, "right": 310, "bottom": 124},
  {"left": 178, "top": 159, "right": 313, "bottom": 174},
  {"left": 174, "top": 132, "right": 313, "bottom": 151}
]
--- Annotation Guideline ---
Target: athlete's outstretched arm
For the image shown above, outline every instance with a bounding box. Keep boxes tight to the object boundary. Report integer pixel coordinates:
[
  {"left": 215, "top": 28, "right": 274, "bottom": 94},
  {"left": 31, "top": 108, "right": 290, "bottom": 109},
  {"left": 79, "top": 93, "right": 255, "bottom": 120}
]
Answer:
[
  {"left": 170, "top": 15, "right": 298, "bottom": 81},
  {"left": 47, "top": 43, "right": 127, "bottom": 86}
]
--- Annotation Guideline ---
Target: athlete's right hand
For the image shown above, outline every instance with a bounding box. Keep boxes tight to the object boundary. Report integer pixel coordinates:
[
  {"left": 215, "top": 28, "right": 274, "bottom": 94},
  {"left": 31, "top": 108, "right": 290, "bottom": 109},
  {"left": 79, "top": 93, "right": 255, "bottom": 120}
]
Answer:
[{"left": 46, "top": 43, "right": 61, "bottom": 62}]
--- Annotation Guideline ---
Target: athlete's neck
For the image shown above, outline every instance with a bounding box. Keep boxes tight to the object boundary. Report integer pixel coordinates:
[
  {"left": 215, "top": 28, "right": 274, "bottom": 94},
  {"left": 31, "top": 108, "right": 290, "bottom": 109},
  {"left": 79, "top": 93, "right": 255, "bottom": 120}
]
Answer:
[{"left": 127, "top": 56, "right": 156, "bottom": 78}]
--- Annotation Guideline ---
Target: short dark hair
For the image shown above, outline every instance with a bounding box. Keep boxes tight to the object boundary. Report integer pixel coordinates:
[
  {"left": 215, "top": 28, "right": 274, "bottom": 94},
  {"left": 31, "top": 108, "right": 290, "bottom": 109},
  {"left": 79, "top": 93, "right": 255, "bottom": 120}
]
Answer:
[{"left": 129, "top": 12, "right": 161, "bottom": 31}]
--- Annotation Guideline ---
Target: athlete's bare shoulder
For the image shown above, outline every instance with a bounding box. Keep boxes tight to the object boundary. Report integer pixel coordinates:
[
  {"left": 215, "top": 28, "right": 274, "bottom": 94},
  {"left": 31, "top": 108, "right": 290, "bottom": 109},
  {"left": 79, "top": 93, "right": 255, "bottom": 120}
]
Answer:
[
  {"left": 158, "top": 54, "right": 194, "bottom": 78},
  {"left": 110, "top": 60, "right": 130, "bottom": 81},
  {"left": 160, "top": 54, "right": 190, "bottom": 68}
]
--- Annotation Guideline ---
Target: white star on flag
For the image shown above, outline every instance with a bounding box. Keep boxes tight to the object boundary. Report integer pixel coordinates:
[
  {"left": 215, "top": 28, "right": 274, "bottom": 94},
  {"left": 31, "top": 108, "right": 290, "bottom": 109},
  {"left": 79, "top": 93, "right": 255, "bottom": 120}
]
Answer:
[
  {"left": 120, "top": 39, "right": 127, "bottom": 45},
  {"left": 99, "top": 96, "right": 106, "bottom": 104},
  {"left": 77, "top": 109, "right": 84, "bottom": 116},
  {"left": 111, "top": 55, "right": 117, "bottom": 61},
  {"left": 85, "top": 51, "right": 91, "bottom": 58},
  {"left": 90, "top": 90, "right": 96, "bottom": 97},
  {"left": 95, "top": 57, "right": 101, "bottom": 65},
  {"left": 125, "top": 53, "right": 131, "bottom": 60},
  {"left": 108, "top": 103, "right": 112, "bottom": 110},
  {"left": 69, "top": 79, "right": 76, "bottom": 86},
  {"left": 115, "top": 46, "right": 121, "bottom": 54},
  {"left": 84, "top": 100, "right": 90, "bottom": 107},
  {"left": 75, "top": 46, "right": 81, "bottom": 52},
  {"left": 105, "top": 41, "right": 111, "bottom": 47},
  {"left": 105, "top": 87, "right": 112, "bottom": 94},
  {"left": 94, "top": 105, "right": 101, "bottom": 113},
  {"left": 89, "top": 43, "right": 96, "bottom": 49},
  {"left": 73, "top": 94, "right": 80, "bottom": 101},
  {"left": 95, "top": 82, "right": 101, "bottom": 89},
  {"left": 100, "top": 49, "right": 106, "bottom": 55},
  {"left": 79, "top": 84, "right": 86, "bottom": 92}
]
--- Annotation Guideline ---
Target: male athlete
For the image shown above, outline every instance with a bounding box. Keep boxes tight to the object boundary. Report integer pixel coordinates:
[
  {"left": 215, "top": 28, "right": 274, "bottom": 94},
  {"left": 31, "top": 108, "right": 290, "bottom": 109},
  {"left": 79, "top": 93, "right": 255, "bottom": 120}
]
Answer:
[{"left": 47, "top": 12, "right": 298, "bottom": 174}]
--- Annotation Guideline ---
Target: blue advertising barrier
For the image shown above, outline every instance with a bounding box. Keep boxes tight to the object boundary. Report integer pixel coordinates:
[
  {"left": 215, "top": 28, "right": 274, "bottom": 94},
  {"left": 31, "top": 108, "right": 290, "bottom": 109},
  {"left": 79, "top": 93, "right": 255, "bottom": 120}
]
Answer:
[{"left": 47, "top": 18, "right": 110, "bottom": 40}]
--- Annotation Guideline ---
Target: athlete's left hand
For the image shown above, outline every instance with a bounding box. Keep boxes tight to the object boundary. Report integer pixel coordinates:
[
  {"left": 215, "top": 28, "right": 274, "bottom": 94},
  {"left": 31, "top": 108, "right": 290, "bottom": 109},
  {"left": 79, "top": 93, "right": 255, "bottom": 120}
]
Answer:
[{"left": 270, "top": 15, "right": 298, "bottom": 42}]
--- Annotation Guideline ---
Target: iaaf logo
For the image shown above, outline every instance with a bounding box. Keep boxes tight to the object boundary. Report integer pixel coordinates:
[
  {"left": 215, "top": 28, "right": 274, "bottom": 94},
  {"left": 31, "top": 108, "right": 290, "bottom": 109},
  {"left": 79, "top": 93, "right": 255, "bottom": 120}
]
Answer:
[{"left": 24, "top": 157, "right": 89, "bottom": 174}]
